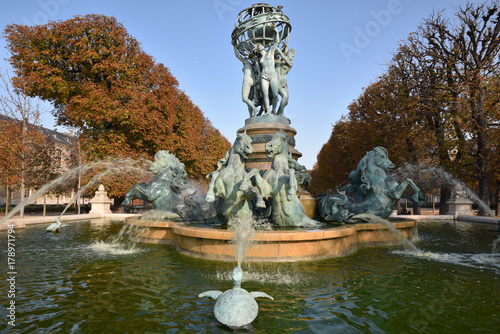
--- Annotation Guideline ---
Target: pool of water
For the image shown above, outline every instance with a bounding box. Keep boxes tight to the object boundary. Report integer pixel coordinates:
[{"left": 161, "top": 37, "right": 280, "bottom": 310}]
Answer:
[{"left": 1, "top": 219, "right": 499, "bottom": 333}]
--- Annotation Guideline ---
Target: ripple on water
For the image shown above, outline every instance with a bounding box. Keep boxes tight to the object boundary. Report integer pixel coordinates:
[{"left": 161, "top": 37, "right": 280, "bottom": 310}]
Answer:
[
  {"left": 210, "top": 267, "right": 316, "bottom": 286},
  {"left": 393, "top": 249, "right": 500, "bottom": 273},
  {"left": 89, "top": 240, "right": 143, "bottom": 256}
]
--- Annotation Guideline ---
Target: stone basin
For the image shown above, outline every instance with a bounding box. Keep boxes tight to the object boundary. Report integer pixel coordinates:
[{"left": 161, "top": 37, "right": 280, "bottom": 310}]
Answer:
[{"left": 124, "top": 218, "right": 418, "bottom": 262}]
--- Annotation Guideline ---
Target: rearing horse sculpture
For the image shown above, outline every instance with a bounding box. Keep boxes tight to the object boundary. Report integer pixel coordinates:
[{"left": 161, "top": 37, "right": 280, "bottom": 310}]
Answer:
[
  {"left": 206, "top": 131, "right": 265, "bottom": 225},
  {"left": 122, "top": 150, "right": 188, "bottom": 213},
  {"left": 319, "top": 147, "right": 422, "bottom": 223},
  {"left": 241, "top": 130, "right": 320, "bottom": 227}
]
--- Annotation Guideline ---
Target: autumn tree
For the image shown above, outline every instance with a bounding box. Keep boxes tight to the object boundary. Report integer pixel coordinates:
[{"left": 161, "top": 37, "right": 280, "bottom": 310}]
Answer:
[
  {"left": 348, "top": 73, "right": 431, "bottom": 164},
  {"left": 0, "top": 118, "right": 20, "bottom": 214},
  {"left": 0, "top": 67, "right": 58, "bottom": 217},
  {"left": 311, "top": 64, "right": 435, "bottom": 192},
  {"left": 4, "top": 14, "right": 230, "bottom": 202},
  {"left": 310, "top": 118, "right": 357, "bottom": 194},
  {"left": 314, "top": 2, "right": 500, "bottom": 216}
]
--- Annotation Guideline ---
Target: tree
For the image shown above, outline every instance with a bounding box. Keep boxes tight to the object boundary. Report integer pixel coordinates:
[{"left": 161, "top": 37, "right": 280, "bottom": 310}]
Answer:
[
  {"left": 0, "top": 67, "right": 57, "bottom": 218},
  {"left": 310, "top": 118, "right": 355, "bottom": 195},
  {"left": 420, "top": 2, "right": 500, "bottom": 215},
  {"left": 0, "top": 118, "right": 21, "bottom": 214},
  {"left": 4, "top": 14, "right": 230, "bottom": 201},
  {"left": 388, "top": 35, "right": 472, "bottom": 213},
  {"left": 313, "top": 2, "right": 500, "bottom": 216}
]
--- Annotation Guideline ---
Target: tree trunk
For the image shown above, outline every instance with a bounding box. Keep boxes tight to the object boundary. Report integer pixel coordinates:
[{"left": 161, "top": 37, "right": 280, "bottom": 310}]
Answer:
[
  {"left": 395, "top": 200, "right": 401, "bottom": 213},
  {"left": 76, "top": 138, "right": 82, "bottom": 214},
  {"left": 114, "top": 195, "right": 125, "bottom": 213},
  {"left": 432, "top": 194, "right": 435, "bottom": 214},
  {"left": 77, "top": 193, "right": 81, "bottom": 214},
  {"left": 20, "top": 120, "right": 25, "bottom": 219},
  {"left": 495, "top": 179, "right": 499, "bottom": 217},
  {"left": 412, "top": 202, "right": 421, "bottom": 215},
  {"left": 5, "top": 185, "right": 10, "bottom": 215},
  {"left": 43, "top": 194, "right": 46, "bottom": 216},
  {"left": 471, "top": 83, "right": 490, "bottom": 216},
  {"left": 20, "top": 173, "right": 25, "bottom": 218},
  {"left": 439, "top": 184, "right": 452, "bottom": 215}
]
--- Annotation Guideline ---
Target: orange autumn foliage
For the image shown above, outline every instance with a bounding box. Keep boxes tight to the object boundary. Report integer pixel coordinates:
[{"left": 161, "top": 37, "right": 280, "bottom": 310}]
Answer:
[{"left": 4, "top": 14, "right": 230, "bottom": 192}]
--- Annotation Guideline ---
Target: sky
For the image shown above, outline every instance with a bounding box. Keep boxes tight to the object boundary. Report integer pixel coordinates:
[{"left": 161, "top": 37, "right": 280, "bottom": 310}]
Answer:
[{"left": 0, "top": 0, "right": 476, "bottom": 170}]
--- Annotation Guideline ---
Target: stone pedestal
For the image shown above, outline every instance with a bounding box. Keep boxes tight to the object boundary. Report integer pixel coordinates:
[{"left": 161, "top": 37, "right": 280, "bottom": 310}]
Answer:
[
  {"left": 298, "top": 186, "right": 316, "bottom": 219},
  {"left": 237, "top": 115, "right": 316, "bottom": 218},
  {"left": 90, "top": 184, "right": 113, "bottom": 215},
  {"left": 446, "top": 187, "right": 473, "bottom": 216}
]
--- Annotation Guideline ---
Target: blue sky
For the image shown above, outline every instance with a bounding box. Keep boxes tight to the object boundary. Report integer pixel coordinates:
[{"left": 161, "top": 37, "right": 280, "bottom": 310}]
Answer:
[{"left": 0, "top": 0, "right": 474, "bottom": 169}]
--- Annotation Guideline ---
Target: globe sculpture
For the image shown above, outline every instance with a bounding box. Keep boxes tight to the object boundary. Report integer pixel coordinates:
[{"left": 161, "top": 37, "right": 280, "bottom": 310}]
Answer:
[
  {"left": 231, "top": 4, "right": 291, "bottom": 60},
  {"left": 231, "top": 3, "right": 294, "bottom": 117}
]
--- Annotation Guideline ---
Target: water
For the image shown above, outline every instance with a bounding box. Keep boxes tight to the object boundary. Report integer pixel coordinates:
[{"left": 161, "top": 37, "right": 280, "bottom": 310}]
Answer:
[
  {"left": 396, "top": 163, "right": 500, "bottom": 255},
  {"left": 0, "top": 158, "right": 153, "bottom": 225},
  {"left": 397, "top": 163, "right": 498, "bottom": 217},
  {"left": 494, "top": 236, "right": 500, "bottom": 253},
  {"left": 352, "top": 214, "right": 419, "bottom": 252},
  {"left": 228, "top": 218, "right": 273, "bottom": 265},
  {"left": 1, "top": 219, "right": 498, "bottom": 333}
]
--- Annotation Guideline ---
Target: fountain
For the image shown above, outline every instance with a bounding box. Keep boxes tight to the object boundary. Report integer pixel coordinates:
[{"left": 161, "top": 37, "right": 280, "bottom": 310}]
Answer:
[
  {"left": 0, "top": 158, "right": 153, "bottom": 229},
  {"left": 2, "top": 4, "right": 498, "bottom": 333},
  {"left": 45, "top": 216, "right": 62, "bottom": 232},
  {"left": 123, "top": 4, "right": 417, "bottom": 264},
  {"left": 120, "top": 4, "right": 419, "bottom": 328},
  {"left": 1, "top": 216, "right": 498, "bottom": 332}
]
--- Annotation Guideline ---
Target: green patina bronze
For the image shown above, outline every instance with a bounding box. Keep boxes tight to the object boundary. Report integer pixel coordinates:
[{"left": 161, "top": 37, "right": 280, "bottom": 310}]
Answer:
[
  {"left": 205, "top": 131, "right": 265, "bottom": 225},
  {"left": 232, "top": 3, "right": 293, "bottom": 117},
  {"left": 198, "top": 266, "right": 273, "bottom": 329},
  {"left": 242, "top": 130, "right": 320, "bottom": 227},
  {"left": 318, "top": 147, "right": 423, "bottom": 223},
  {"left": 122, "top": 150, "right": 188, "bottom": 214}
]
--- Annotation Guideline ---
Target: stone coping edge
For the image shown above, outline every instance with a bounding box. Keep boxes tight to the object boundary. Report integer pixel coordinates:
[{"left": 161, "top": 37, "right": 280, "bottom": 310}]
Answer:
[
  {"left": 125, "top": 218, "right": 418, "bottom": 262},
  {"left": 0, "top": 213, "right": 140, "bottom": 230}
]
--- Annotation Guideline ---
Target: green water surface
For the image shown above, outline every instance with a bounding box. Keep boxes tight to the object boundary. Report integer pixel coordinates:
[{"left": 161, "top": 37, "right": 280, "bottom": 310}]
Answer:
[{"left": 1, "top": 220, "right": 499, "bottom": 333}]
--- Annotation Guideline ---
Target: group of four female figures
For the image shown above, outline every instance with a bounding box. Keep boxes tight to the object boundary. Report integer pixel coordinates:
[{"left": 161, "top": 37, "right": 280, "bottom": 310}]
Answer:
[{"left": 238, "top": 26, "right": 295, "bottom": 118}]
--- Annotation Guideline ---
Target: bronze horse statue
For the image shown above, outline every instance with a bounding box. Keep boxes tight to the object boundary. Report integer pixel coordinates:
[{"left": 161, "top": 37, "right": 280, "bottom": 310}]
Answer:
[
  {"left": 206, "top": 131, "right": 265, "bottom": 225},
  {"left": 319, "top": 147, "right": 422, "bottom": 223},
  {"left": 122, "top": 150, "right": 188, "bottom": 213},
  {"left": 242, "top": 130, "right": 320, "bottom": 227}
]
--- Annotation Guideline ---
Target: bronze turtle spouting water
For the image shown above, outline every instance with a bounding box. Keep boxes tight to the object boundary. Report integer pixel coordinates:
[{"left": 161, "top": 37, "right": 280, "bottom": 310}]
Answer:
[
  {"left": 46, "top": 217, "right": 62, "bottom": 232},
  {"left": 199, "top": 266, "right": 273, "bottom": 329}
]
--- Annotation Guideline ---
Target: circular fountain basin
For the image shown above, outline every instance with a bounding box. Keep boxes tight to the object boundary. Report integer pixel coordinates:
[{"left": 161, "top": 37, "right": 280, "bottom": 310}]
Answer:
[
  {"left": 2, "top": 219, "right": 498, "bottom": 332},
  {"left": 125, "top": 218, "right": 418, "bottom": 262}
]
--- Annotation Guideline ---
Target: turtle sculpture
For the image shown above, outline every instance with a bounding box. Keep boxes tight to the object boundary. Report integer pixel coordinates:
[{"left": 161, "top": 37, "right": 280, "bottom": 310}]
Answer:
[
  {"left": 199, "top": 266, "right": 273, "bottom": 329},
  {"left": 46, "top": 217, "right": 62, "bottom": 232}
]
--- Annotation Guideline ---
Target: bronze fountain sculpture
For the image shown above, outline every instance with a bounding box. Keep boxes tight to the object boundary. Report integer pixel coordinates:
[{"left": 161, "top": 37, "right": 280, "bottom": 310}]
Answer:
[{"left": 121, "top": 4, "right": 422, "bottom": 329}]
